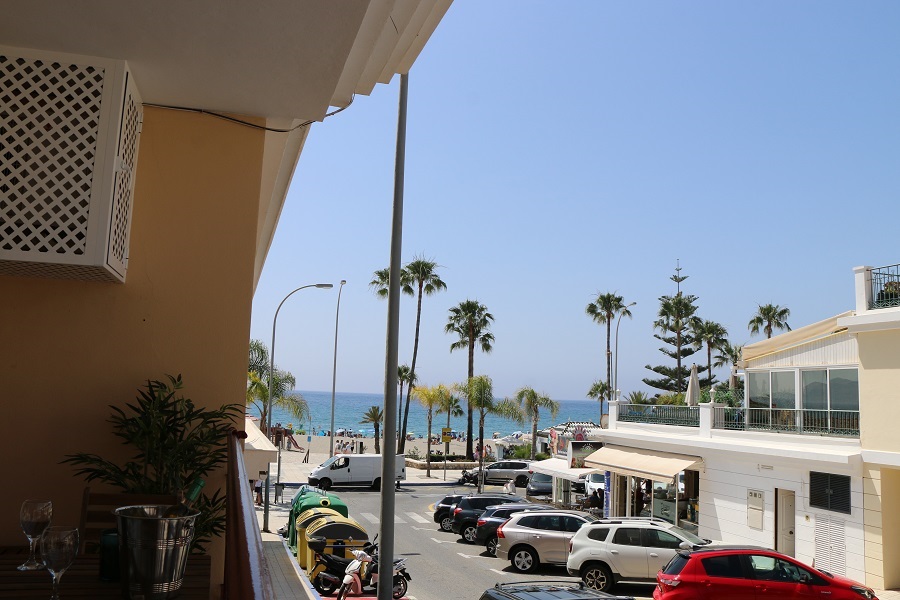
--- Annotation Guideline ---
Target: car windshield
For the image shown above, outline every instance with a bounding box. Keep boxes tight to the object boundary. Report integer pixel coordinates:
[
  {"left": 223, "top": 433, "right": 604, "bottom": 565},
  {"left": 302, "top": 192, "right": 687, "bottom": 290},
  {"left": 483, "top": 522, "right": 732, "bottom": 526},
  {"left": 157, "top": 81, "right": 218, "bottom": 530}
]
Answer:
[
  {"left": 588, "top": 473, "right": 604, "bottom": 482},
  {"left": 531, "top": 473, "right": 551, "bottom": 483},
  {"left": 668, "top": 525, "right": 706, "bottom": 545}
]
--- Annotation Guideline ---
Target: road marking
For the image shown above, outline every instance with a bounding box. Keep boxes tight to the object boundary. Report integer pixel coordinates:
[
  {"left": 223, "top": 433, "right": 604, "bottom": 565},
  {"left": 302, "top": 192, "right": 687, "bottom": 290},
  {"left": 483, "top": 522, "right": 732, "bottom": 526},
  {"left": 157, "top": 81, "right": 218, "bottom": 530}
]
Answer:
[
  {"left": 457, "top": 552, "right": 481, "bottom": 559},
  {"left": 411, "top": 526, "right": 433, "bottom": 531},
  {"left": 360, "top": 512, "right": 379, "bottom": 523},
  {"left": 489, "top": 568, "right": 508, "bottom": 575},
  {"left": 430, "top": 537, "right": 456, "bottom": 544},
  {"left": 394, "top": 515, "right": 407, "bottom": 523},
  {"left": 406, "top": 512, "right": 428, "bottom": 523}
]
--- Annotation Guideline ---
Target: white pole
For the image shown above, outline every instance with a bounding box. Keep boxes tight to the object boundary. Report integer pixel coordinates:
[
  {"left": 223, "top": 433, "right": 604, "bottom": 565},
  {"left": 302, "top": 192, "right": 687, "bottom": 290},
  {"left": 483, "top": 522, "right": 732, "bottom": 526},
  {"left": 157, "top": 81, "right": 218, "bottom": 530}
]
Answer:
[{"left": 329, "top": 280, "right": 347, "bottom": 458}]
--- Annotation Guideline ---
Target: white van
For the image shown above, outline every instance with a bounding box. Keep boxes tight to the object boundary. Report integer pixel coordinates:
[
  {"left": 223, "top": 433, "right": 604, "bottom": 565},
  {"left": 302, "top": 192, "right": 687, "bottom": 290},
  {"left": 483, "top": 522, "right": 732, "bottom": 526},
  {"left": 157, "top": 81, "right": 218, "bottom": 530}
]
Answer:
[{"left": 308, "top": 454, "right": 406, "bottom": 490}]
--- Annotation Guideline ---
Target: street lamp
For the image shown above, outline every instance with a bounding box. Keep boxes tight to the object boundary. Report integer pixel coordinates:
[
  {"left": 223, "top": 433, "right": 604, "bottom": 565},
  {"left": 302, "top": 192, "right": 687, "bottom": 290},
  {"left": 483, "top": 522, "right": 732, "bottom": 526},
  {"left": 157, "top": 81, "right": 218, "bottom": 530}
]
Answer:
[
  {"left": 613, "top": 302, "right": 637, "bottom": 406},
  {"left": 329, "top": 280, "right": 347, "bottom": 459},
  {"left": 263, "top": 282, "right": 333, "bottom": 532}
]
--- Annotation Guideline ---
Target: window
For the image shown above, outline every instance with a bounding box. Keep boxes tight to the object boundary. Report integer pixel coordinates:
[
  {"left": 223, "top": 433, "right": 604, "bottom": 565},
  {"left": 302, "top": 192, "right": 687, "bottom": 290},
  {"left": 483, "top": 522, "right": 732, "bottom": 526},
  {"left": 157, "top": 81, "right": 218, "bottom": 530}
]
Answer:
[
  {"left": 587, "top": 528, "right": 609, "bottom": 542},
  {"left": 748, "top": 372, "right": 770, "bottom": 409},
  {"left": 748, "top": 555, "right": 816, "bottom": 583},
  {"left": 612, "top": 528, "right": 642, "bottom": 546},
  {"left": 830, "top": 369, "right": 859, "bottom": 411},
  {"left": 516, "top": 515, "right": 541, "bottom": 529},
  {"left": 771, "top": 372, "right": 795, "bottom": 409},
  {"left": 534, "top": 515, "right": 563, "bottom": 531},
  {"left": 563, "top": 516, "right": 587, "bottom": 532},
  {"left": 643, "top": 529, "right": 682, "bottom": 549},
  {"left": 701, "top": 555, "right": 744, "bottom": 578},
  {"left": 802, "top": 370, "right": 828, "bottom": 411},
  {"left": 810, "top": 472, "right": 851, "bottom": 514}
]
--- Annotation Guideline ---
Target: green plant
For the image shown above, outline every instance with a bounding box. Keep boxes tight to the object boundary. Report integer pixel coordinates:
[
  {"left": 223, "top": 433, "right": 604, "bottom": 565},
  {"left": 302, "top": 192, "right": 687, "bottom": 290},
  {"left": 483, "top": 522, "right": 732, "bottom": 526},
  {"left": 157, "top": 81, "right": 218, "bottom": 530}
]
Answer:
[
  {"left": 405, "top": 446, "right": 422, "bottom": 460},
  {"left": 61, "top": 375, "right": 242, "bottom": 553}
]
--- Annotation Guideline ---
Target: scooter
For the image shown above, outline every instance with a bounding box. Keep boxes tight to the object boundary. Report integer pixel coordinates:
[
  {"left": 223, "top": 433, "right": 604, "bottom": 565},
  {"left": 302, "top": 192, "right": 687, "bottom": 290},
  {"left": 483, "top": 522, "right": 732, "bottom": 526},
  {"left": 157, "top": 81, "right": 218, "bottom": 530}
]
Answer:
[
  {"left": 332, "top": 540, "right": 411, "bottom": 600},
  {"left": 309, "top": 537, "right": 372, "bottom": 596},
  {"left": 457, "top": 468, "right": 479, "bottom": 485}
]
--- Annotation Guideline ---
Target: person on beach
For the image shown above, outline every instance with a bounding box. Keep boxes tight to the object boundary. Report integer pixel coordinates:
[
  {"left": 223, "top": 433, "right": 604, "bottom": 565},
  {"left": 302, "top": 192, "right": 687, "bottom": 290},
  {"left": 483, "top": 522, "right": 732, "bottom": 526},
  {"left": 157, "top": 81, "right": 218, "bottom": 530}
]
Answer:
[{"left": 254, "top": 479, "right": 263, "bottom": 505}]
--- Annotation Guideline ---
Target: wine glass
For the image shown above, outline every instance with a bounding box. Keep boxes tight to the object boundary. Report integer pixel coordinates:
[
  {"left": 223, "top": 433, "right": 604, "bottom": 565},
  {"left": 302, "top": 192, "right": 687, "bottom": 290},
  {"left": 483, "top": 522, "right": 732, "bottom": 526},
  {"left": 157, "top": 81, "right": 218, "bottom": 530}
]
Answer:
[
  {"left": 41, "top": 527, "right": 79, "bottom": 600},
  {"left": 18, "top": 500, "right": 52, "bottom": 570}
]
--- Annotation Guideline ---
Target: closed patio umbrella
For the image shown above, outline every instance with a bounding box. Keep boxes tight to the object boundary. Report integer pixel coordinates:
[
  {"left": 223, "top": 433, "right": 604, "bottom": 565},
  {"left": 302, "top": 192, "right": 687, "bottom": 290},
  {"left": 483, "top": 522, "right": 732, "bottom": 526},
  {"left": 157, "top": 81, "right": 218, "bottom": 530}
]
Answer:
[{"left": 685, "top": 364, "right": 701, "bottom": 406}]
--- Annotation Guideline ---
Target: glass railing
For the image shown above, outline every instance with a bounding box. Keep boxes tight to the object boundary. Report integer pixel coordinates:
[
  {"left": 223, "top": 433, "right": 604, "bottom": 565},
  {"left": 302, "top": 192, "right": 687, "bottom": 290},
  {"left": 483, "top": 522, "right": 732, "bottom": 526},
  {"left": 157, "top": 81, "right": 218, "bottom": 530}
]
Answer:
[
  {"left": 712, "top": 407, "right": 859, "bottom": 437},
  {"left": 870, "top": 263, "right": 900, "bottom": 309},
  {"left": 617, "top": 404, "right": 700, "bottom": 427}
]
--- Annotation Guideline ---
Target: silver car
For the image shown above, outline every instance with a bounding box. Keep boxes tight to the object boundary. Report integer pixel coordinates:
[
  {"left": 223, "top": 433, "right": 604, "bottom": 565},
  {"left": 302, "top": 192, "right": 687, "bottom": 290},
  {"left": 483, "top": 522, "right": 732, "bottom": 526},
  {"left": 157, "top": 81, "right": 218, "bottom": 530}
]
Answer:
[
  {"left": 495, "top": 510, "right": 598, "bottom": 572},
  {"left": 481, "top": 460, "right": 534, "bottom": 486}
]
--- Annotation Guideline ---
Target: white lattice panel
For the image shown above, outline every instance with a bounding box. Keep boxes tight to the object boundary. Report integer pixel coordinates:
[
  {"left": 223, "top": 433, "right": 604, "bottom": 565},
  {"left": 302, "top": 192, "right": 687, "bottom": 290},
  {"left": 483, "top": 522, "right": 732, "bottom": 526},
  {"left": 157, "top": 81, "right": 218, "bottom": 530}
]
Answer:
[
  {"left": 0, "top": 46, "right": 141, "bottom": 282},
  {"left": 814, "top": 513, "right": 846, "bottom": 575}
]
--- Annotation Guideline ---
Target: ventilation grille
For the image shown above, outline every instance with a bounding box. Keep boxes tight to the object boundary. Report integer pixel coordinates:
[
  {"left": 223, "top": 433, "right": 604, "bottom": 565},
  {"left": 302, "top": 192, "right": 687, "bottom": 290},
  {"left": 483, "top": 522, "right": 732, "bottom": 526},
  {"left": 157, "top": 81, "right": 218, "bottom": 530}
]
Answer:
[
  {"left": 810, "top": 472, "right": 851, "bottom": 514},
  {"left": 0, "top": 55, "right": 105, "bottom": 255},
  {"left": 814, "top": 513, "right": 846, "bottom": 576},
  {"left": 0, "top": 47, "right": 141, "bottom": 283}
]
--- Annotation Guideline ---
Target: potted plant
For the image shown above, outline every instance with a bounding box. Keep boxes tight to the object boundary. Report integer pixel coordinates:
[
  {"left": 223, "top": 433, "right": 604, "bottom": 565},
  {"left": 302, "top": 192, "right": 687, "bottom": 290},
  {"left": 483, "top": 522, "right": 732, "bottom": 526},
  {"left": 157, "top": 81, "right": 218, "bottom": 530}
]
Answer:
[{"left": 62, "top": 374, "right": 242, "bottom": 552}]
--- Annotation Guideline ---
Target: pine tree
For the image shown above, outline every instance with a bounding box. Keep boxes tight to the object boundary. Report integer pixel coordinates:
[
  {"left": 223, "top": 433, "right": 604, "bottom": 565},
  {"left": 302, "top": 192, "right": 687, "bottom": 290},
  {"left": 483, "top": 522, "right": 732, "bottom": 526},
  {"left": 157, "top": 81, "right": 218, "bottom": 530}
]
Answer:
[{"left": 643, "top": 263, "right": 702, "bottom": 394}]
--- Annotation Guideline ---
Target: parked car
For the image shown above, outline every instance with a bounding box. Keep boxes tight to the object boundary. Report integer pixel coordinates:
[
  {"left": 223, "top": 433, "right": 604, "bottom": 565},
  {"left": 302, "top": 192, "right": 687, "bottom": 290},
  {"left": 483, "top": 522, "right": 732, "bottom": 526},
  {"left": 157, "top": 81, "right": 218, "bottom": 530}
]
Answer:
[
  {"left": 654, "top": 546, "right": 879, "bottom": 600},
  {"left": 566, "top": 517, "right": 710, "bottom": 592},
  {"left": 433, "top": 493, "right": 465, "bottom": 532},
  {"left": 525, "top": 472, "right": 553, "bottom": 497},
  {"left": 479, "top": 460, "right": 534, "bottom": 486},
  {"left": 478, "top": 581, "right": 635, "bottom": 600},
  {"left": 451, "top": 493, "right": 526, "bottom": 543},
  {"left": 496, "top": 509, "right": 598, "bottom": 572},
  {"left": 584, "top": 472, "right": 605, "bottom": 496},
  {"left": 474, "top": 503, "right": 555, "bottom": 556}
]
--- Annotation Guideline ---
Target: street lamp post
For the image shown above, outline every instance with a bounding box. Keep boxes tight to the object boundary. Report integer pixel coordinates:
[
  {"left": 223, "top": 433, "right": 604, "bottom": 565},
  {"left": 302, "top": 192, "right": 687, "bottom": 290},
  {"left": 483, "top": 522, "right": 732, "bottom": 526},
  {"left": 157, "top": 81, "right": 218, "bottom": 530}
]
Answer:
[
  {"left": 613, "top": 302, "right": 637, "bottom": 406},
  {"left": 263, "top": 282, "right": 333, "bottom": 532},
  {"left": 329, "top": 280, "right": 347, "bottom": 459}
]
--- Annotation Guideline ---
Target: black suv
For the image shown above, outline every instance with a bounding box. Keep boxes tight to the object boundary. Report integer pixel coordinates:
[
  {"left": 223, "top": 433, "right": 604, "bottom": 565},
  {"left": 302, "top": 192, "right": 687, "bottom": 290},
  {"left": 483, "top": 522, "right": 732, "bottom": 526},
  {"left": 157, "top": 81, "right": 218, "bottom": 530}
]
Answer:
[
  {"left": 433, "top": 493, "right": 464, "bottom": 532},
  {"left": 451, "top": 493, "right": 525, "bottom": 543},
  {"left": 478, "top": 581, "right": 634, "bottom": 600},
  {"left": 474, "top": 502, "right": 554, "bottom": 556}
]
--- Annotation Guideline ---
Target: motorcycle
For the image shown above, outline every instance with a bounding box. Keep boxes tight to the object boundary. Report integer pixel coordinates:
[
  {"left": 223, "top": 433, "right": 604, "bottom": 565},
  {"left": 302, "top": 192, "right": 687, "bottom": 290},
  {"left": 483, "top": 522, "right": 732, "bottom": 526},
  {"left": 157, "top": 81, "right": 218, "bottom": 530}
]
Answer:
[
  {"left": 457, "top": 468, "right": 480, "bottom": 485},
  {"left": 310, "top": 536, "right": 411, "bottom": 599}
]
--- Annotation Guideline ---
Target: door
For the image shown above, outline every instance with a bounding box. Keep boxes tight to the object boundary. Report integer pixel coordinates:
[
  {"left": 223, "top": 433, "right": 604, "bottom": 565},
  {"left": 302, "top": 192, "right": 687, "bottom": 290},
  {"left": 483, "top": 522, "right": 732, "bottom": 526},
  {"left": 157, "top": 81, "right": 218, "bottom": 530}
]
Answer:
[
  {"left": 606, "top": 527, "right": 648, "bottom": 578},
  {"left": 747, "top": 554, "right": 818, "bottom": 598},
  {"left": 331, "top": 456, "right": 351, "bottom": 483},
  {"left": 776, "top": 489, "right": 796, "bottom": 557},
  {"left": 642, "top": 529, "right": 684, "bottom": 576},
  {"left": 695, "top": 554, "right": 756, "bottom": 600},
  {"left": 531, "top": 514, "right": 571, "bottom": 564}
]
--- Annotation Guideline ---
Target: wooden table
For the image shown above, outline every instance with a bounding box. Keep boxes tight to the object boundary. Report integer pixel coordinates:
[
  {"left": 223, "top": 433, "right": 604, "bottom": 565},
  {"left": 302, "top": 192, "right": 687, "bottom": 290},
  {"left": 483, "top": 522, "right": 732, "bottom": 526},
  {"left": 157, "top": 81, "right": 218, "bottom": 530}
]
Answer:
[{"left": 0, "top": 547, "right": 210, "bottom": 598}]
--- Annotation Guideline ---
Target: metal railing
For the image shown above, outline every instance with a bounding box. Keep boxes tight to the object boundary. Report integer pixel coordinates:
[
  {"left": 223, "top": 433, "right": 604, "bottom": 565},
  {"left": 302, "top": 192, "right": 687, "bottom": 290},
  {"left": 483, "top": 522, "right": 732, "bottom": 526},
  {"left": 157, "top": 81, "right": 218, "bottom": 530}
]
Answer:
[
  {"left": 870, "top": 263, "right": 900, "bottom": 309},
  {"left": 224, "top": 429, "right": 275, "bottom": 600},
  {"left": 700, "top": 388, "right": 744, "bottom": 407},
  {"left": 618, "top": 404, "right": 700, "bottom": 427},
  {"left": 713, "top": 407, "right": 859, "bottom": 437}
]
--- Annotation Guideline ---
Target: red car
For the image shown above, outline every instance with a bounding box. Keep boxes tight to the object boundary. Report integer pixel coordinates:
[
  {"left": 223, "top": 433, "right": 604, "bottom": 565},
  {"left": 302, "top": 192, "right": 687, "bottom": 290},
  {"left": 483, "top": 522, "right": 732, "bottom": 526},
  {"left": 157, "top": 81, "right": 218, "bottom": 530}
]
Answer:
[{"left": 653, "top": 546, "right": 878, "bottom": 599}]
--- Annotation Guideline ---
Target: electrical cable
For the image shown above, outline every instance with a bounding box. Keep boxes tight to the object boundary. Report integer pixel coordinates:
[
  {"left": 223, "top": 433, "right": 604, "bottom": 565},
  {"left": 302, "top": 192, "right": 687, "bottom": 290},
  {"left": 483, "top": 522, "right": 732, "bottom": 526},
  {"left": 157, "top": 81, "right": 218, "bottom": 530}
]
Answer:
[{"left": 142, "top": 95, "right": 354, "bottom": 132}]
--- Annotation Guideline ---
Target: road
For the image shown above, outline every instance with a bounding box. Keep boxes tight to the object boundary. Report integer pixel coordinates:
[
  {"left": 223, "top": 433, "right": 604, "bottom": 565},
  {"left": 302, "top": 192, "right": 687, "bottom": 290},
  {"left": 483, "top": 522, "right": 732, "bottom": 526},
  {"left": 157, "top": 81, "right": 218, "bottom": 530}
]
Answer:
[{"left": 325, "top": 483, "right": 654, "bottom": 600}]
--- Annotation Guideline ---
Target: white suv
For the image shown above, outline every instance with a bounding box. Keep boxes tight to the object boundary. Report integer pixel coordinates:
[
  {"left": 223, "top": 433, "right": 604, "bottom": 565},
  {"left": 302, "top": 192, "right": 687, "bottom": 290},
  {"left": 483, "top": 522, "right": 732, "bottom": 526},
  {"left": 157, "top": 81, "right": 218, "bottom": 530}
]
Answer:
[{"left": 565, "top": 518, "right": 709, "bottom": 592}]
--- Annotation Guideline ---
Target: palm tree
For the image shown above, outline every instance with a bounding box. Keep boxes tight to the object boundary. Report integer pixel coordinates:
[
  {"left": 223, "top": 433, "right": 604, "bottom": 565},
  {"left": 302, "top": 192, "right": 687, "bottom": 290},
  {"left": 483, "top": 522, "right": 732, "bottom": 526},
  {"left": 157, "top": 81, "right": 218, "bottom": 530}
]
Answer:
[
  {"left": 585, "top": 293, "right": 632, "bottom": 405},
  {"left": 714, "top": 341, "right": 743, "bottom": 390},
  {"left": 396, "top": 364, "right": 415, "bottom": 449},
  {"left": 368, "top": 268, "right": 395, "bottom": 299},
  {"left": 511, "top": 387, "right": 559, "bottom": 459},
  {"left": 359, "top": 406, "right": 384, "bottom": 454},
  {"left": 461, "top": 375, "right": 519, "bottom": 491},
  {"left": 246, "top": 340, "right": 309, "bottom": 433},
  {"left": 413, "top": 384, "right": 451, "bottom": 476},
  {"left": 587, "top": 379, "right": 610, "bottom": 420},
  {"left": 692, "top": 319, "right": 728, "bottom": 385},
  {"left": 398, "top": 257, "right": 446, "bottom": 453},
  {"left": 445, "top": 300, "right": 495, "bottom": 459},
  {"left": 748, "top": 304, "right": 791, "bottom": 339},
  {"left": 624, "top": 390, "right": 652, "bottom": 404},
  {"left": 437, "top": 391, "right": 464, "bottom": 457}
]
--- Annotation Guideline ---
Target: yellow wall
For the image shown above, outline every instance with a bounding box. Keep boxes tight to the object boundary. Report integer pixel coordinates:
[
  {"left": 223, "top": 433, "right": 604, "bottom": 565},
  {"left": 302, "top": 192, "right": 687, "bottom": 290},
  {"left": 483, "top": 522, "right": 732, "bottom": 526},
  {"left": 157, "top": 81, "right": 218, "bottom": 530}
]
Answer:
[
  {"left": 858, "top": 329, "right": 900, "bottom": 452},
  {"left": 0, "top": 106, "right": 265, "bottom": 596}
]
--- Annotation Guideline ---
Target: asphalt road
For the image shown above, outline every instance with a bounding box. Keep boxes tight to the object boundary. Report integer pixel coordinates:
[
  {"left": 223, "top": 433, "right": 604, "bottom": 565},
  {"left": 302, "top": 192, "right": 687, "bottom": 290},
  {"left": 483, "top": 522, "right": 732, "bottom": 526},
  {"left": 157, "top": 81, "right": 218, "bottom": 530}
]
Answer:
[{"left": 326, "top": 483, "right": 654, "bottom": 600}]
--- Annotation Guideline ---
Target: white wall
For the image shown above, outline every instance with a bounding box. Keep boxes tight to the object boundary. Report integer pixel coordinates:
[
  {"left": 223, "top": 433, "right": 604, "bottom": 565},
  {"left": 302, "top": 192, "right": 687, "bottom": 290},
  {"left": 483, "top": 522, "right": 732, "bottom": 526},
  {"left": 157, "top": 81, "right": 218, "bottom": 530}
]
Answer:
[{"left": 699, "top": 453, "right": 865, "bottom": 581}]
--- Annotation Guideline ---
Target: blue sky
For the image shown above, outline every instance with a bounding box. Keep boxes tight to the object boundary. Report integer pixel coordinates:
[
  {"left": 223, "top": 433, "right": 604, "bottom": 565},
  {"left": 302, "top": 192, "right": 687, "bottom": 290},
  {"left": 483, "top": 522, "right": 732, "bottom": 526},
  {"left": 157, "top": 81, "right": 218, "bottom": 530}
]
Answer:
[{"left": 250, "top": 1, "right": 900, "bottom": 400}]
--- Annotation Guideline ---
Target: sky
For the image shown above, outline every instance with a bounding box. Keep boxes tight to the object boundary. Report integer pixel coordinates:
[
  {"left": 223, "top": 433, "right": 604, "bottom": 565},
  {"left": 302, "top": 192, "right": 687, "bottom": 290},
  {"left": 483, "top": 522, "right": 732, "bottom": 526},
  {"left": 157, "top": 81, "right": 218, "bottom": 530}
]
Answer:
[{"left": 249, "top": 1, "right": 900, "bottom": 401}]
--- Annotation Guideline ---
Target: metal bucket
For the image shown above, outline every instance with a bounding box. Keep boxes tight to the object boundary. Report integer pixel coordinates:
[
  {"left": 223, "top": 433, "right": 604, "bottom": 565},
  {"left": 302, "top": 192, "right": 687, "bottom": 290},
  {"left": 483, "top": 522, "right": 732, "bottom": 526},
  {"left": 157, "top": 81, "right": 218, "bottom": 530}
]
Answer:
[{"left": 115, "top": 505, "right": 199, "bottom": 600}]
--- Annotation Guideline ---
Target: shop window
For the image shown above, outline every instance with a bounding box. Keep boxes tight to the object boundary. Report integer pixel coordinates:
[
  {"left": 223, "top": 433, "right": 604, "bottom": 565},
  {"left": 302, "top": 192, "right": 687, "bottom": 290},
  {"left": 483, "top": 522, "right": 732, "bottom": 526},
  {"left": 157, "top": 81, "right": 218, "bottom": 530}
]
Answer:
[{"left": 810, "top": 472, "right": 851, "bottom": 514}]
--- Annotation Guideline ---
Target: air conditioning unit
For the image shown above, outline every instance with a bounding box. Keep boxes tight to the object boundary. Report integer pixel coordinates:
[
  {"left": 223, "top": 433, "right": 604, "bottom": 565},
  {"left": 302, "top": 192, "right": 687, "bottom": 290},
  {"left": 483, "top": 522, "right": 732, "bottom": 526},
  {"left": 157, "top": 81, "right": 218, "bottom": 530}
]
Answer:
[{"left": 0, "top": 46, "right": 143, "bottom": 283}]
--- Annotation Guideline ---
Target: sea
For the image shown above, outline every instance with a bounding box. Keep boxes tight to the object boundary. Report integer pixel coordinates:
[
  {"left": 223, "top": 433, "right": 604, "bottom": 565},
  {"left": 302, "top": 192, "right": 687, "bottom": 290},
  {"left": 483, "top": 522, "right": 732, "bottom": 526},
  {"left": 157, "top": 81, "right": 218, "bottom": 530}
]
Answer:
[{"left": 263, "top": 390, "right": 606, "bottom": 438}]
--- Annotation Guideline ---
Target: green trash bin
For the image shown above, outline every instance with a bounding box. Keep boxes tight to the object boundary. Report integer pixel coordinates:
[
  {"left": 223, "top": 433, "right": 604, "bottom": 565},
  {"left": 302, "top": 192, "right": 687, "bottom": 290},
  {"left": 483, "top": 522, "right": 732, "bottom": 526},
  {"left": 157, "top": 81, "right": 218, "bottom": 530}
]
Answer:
[{"left": 286, "top": 487, "right": 348, "bottom": 552}]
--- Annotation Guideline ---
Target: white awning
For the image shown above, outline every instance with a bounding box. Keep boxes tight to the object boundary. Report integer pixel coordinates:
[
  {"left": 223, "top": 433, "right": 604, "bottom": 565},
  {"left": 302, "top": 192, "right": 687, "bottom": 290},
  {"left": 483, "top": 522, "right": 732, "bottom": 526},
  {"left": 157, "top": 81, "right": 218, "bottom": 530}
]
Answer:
[
  {"left": 244, "top": 417, "right": 277, "bottom": 478},
  {"left": 529, "top": 457, "right": 598, "bottom": 482},
  {"left": 583, "top": 445, "right": 702, "bottom": 481}
]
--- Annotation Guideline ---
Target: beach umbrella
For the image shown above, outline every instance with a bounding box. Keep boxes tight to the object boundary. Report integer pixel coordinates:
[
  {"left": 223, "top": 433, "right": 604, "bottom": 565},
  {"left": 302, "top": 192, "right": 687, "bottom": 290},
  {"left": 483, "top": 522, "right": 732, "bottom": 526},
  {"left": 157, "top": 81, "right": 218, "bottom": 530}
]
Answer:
[{"left": 685, "top": 363, "right": 701, "bottom": 406}]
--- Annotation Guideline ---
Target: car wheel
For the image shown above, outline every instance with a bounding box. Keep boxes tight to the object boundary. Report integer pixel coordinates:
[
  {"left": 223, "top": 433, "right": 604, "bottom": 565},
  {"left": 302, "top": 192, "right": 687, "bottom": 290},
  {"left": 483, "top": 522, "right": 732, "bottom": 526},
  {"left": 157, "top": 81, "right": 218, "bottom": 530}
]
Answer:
[
  {"left": 440, "top": 515, "right": 453, "bottom": 532},
  {"left": 515, "top": 475, "right": 528, "bottom": 487},
  {"left": 371, "top": 478, "right": 381, "bottom": 491},
  {"left": 462, "top": 524, "right": 478, "bottom": 543},
  {"left": 510, "top": 546, "right": 539, "bottom": 573},
  {"left": 582, "top": 562, "right": 614, "bottom": 592},
  {"left": 486, "top": 536, "right": 498, "bottom": 557},
  {"left": 318, "top": 478, "right": 332, "bottom": 491}
]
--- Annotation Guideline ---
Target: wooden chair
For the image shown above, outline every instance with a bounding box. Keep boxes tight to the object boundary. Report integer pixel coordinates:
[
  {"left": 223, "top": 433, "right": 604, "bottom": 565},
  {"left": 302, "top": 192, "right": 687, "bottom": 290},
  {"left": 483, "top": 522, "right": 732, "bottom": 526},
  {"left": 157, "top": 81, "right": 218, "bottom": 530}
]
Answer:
[{"left": 78, "top": 487, "right": 177, "bottom": 554}]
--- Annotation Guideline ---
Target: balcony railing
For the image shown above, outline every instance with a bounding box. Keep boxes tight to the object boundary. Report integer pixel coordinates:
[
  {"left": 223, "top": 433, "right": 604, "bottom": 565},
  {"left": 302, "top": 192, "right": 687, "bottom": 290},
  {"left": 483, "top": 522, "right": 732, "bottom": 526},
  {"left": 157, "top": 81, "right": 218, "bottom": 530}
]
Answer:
[
  {"left": 618, "top": 404, "right": 700, "bottom": 427},
  {"left": 713, "top": 407, "right": 859, "bottom": 437},
  {"left": 870, "top": 263, "right": 900, "bottom": 309}
]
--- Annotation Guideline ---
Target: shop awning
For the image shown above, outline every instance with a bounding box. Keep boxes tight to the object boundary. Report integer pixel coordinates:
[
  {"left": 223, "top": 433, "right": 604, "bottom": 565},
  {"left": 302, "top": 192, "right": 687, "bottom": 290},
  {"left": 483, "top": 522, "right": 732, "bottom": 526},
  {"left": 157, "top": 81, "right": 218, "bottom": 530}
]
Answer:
[
  {"left": 583, "top": 445, "right": 702, "bottom": 481},
  {"left": 244, "top": 417, "right": 277, "bottom": 477},
  {"left": 529, "top": 457, "right": 598, "bottom": 482}
]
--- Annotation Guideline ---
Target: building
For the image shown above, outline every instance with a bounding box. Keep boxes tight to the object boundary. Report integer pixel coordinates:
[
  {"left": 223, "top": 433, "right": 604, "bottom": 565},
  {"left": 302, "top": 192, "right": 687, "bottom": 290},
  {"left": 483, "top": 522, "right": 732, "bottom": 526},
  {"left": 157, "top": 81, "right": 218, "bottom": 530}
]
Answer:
[
  {"left": 0, "top": 2, "right": 451, "bottom": 596},
  {"left": 586, "top": 264, "right": 900, "bottom": 588}
]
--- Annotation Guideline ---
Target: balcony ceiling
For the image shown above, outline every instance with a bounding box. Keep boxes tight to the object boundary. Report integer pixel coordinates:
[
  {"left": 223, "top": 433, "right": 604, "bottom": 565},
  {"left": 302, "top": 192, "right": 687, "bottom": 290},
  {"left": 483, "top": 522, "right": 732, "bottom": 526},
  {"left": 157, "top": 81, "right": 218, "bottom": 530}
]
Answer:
[{"left": 0, "top": 0, "right": 451, "bottom": 121}]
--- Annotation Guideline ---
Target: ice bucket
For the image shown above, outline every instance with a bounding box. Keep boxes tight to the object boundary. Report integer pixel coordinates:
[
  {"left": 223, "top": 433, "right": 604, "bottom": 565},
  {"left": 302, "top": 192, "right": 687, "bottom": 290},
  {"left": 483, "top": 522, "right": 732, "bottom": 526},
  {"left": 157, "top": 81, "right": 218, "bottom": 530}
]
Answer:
[{"left": 115, "top": 505, "right": 199, "bottom": 600}]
